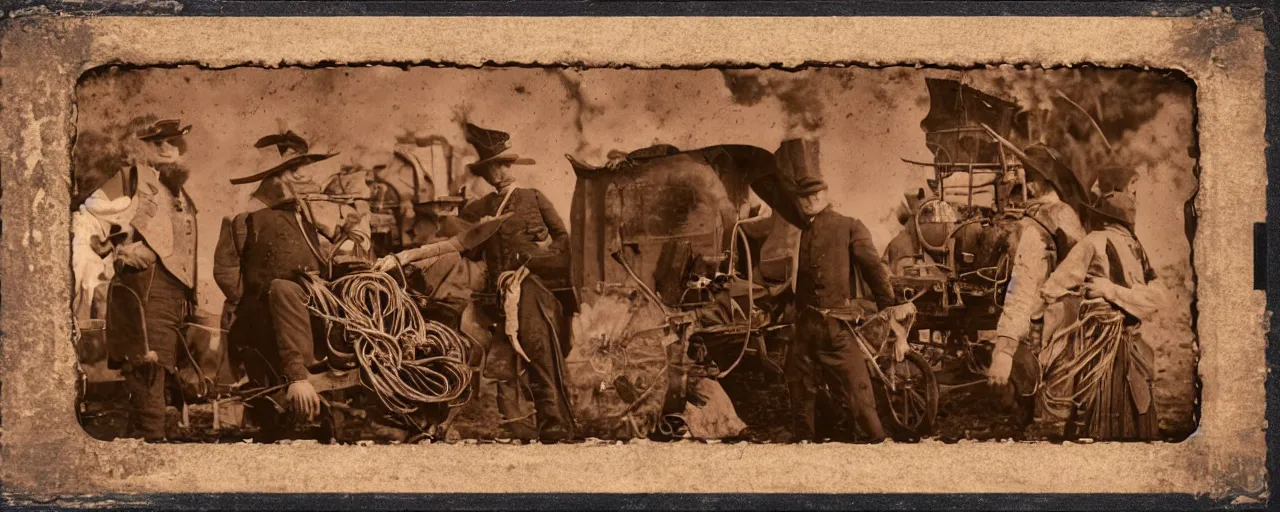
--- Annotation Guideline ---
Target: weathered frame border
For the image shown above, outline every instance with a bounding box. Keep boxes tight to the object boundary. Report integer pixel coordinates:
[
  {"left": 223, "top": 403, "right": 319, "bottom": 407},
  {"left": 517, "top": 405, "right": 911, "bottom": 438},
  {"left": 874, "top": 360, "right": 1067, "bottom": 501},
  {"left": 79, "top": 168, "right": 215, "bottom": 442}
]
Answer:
[{"left": 0, "top": 10, "right": 1267, "bottom": 506}]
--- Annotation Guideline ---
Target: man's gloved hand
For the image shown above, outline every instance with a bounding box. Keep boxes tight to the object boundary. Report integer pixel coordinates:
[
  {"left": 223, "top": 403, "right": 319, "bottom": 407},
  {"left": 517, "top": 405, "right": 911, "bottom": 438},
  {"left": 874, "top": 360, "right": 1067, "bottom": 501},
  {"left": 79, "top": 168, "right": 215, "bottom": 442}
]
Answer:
[
  {"left": 373, "top": 254, "right": 401, "bottom": 273},
  {"left": 890, "top": 301, "right": 918, "bottom": 322},
  {"left": 986, "top": 335, "right": 1018, "bottom": 386},
  {"left": 287, "top": 380, "right": 322, "bottom": 420},
  {"left": 116, "top": 241, "right": 157, "bottom": 269}
]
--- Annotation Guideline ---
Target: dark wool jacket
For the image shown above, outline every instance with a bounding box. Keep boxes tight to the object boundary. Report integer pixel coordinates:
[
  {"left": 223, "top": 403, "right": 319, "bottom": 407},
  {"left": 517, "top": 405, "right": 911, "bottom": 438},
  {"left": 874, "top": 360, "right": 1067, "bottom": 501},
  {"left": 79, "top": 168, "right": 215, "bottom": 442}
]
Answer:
[
  {"left": 795, "top": 206, "right": 896, "bottom": 312},
  {"left": 460, "top": 187, "right": 571, "bottom": 291}
]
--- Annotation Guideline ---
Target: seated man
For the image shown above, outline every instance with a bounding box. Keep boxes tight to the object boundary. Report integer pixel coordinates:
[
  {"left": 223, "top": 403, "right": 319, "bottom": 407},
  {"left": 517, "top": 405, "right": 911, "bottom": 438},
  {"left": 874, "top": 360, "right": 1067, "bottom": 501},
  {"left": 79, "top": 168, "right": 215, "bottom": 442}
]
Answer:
[
  {"left": 217, "top": 133, "right": 508, "bottom": 441},
  {"left": 219, "top": 135, "right": 346, "bottom": 441}
]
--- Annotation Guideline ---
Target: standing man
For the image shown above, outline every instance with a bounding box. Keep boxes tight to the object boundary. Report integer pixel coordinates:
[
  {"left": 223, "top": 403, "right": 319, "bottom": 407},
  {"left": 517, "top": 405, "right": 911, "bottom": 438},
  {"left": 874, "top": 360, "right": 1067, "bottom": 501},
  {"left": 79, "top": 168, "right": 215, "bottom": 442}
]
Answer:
[
  {"left": 458, "top": 122, "right": 575, "bottom": 442},
  {"left": 788, "top": 174, "right": 914, "bottom": 443},
  {"left": 105, "top": 118, "right": 198, "bottom": 441},
  {"left": 1040, "top": 166, "right": 1161, "bottom": 440},
  {"left": 985, "top": 144, "right": 1087, "bottom": 431}
]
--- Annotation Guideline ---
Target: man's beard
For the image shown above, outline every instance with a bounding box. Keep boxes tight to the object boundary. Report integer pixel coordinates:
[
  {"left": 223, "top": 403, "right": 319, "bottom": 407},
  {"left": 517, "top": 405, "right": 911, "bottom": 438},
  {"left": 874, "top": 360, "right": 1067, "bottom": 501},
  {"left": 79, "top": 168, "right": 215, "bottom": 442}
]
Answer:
[{"left": 154, "top": 162, "right": 191, "bottom": 193}]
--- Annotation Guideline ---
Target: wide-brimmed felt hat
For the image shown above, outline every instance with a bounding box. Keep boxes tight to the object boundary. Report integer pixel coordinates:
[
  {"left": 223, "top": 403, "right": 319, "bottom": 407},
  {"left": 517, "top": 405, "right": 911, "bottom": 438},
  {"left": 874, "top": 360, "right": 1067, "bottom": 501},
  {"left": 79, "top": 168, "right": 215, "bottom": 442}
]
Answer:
[
  {"left": 1083, "top": 190, "right": 1137, "bottom": 229},
  {"left": 137, "top": 119, "right": 191, "bottom": 154},
  {"left": 464, "top": 122, "right": 534, "bottom": 175},
  {"left": 230, "top": 131, "right": 338, "bottom": 185},
  {"left": 1094, "top": 165, "right": 1138, "bottom": 196},
  {"left": 795, "top": 175, "right": 828, "bottom": 195},
  {"left": 1016, "top": 144, "right": 1090, "bottom": 208}
]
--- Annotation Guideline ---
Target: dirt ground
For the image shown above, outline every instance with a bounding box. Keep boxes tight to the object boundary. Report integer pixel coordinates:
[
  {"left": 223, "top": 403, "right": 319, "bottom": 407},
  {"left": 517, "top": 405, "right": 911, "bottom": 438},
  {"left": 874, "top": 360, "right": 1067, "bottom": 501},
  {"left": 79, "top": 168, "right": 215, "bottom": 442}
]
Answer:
[{"left": 78, "top": 351, "right": 1194, "bottom": 444}]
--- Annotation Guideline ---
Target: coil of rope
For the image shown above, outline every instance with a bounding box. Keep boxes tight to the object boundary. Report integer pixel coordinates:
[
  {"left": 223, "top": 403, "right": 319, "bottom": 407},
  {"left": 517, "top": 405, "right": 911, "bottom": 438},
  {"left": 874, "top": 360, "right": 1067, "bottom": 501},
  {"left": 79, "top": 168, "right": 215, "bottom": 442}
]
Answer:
[
  {"left": 298, "top": 270, "right": 481, "bottom": 416},
  {"left": 1038, "top": 300, "right": 1127, "bottom": 419}
]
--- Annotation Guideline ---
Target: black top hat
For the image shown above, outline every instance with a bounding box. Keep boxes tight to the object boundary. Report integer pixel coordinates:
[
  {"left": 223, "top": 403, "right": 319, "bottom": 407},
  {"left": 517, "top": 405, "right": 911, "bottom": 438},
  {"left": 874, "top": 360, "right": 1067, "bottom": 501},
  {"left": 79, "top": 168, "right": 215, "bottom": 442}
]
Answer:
[
  {"left": 464, "top": 122, "right": 534, "bottom": 175},
  {"left": 775, "top": 138, "right": 821, "bottom": 182},
  {"left": 795, "top": 175, "right": 828, "bottom": 195},
  {"left": 137, "top": 119, "right": 191, "bottom": 154},
  {"left": 229, "top": 132, "right": 337, "bottom": 185}
]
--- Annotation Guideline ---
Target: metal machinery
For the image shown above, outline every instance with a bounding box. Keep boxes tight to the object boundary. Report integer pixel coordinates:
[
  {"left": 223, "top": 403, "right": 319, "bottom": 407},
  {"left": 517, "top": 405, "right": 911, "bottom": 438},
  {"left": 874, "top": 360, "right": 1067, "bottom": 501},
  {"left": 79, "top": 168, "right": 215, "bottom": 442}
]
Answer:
[
  {"left": 367, "top": 132, "right": 465, "bottom": 257},
  {"left": 569, "top": 143, "right": 935, "bottom": 440},
  {"left": 890, "top": 78, "right": 1035, "bottom": 391}
]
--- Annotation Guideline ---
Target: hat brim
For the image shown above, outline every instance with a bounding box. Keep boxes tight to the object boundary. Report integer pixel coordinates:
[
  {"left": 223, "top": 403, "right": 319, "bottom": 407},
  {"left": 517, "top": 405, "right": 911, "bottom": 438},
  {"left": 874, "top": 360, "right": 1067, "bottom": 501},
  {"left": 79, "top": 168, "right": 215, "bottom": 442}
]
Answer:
[
  {"left": 468, "top": 154, "right": 536, "bottom": 174},
  {"left": 140, "top": 126, "right": 191, "bottom": 155},
  {"left": 1083, "top": 201, "right": 1133, "bottom": 228},
  {"left": 139, "top": 125, "right": 192, "bottom": 142},
  {"left": 796, "top": 182, "right": 829, "bottom": 195},
  {"left": 1016, "top": 154, "right": 1067, "bottom": 192},
  {"left": 230, "top": 152, "right": 337, "bottom": 185}
]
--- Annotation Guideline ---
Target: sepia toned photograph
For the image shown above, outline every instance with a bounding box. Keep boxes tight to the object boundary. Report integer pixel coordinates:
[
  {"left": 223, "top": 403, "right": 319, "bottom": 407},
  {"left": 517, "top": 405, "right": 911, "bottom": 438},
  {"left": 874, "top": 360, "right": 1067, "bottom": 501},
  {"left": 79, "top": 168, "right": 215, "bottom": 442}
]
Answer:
[
  {"left": 1, "top": 13, "right": 1268, "bottom": 501},
  {"left": 69, "top": 64, "right": 1199, "bottom": 446}
]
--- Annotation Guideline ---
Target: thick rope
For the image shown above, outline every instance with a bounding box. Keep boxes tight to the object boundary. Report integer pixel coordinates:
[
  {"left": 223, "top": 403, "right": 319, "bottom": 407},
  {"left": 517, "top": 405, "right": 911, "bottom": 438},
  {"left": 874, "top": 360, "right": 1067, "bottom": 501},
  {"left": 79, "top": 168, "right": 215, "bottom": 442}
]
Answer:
[
  {"left": 1038, "top": 301, "right": 1127, "bottom": 420},
  {"left": 297, "top": 271, "right": 480, "bottom": 415}
]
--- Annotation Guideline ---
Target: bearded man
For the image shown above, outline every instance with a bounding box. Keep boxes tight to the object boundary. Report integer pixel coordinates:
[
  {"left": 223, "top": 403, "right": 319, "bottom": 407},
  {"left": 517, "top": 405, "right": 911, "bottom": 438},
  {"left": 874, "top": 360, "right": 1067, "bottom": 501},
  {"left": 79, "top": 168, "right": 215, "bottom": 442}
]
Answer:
[{"left": 103, "top": 118, "right": 198, "bottom": 441}]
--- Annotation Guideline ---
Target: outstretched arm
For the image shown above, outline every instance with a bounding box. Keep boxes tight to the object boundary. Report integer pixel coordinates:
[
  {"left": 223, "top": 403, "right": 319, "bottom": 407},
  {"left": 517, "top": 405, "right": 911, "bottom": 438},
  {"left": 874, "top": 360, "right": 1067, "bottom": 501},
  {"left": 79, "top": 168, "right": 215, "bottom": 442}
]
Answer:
[
  {"left": 375, "top": 238, "right": 464, "bottom": 272},
  {"left": 374, "top": 214, "right": 511, "bottom": 272},
  {"left": 995, "top": 224, "right": 1050, "bottom": 344},
  {"left": 1087, "top": 277, "right": 1162, "bottom": 322}
]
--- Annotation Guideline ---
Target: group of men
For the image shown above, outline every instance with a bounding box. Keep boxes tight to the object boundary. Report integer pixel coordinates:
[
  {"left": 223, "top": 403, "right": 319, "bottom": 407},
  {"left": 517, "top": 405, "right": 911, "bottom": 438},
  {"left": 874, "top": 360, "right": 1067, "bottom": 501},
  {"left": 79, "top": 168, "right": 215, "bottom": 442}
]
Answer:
[
  {"left": 101, "top": 118, "right": 577, "bottom": 442},
  {"left": 977, "top": 143, "right": 1160, "bottom": 440},
  {"left": 95, "top": 115, "right": 1158, "bottom": 443}
]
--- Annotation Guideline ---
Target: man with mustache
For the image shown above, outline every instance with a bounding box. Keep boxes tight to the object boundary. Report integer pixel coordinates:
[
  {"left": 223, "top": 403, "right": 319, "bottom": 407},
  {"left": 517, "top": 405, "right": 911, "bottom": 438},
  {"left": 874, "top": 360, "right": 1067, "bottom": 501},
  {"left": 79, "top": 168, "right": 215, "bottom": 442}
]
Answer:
[{"left": 104, "top": 118, "right": 198, "bottom": 441}]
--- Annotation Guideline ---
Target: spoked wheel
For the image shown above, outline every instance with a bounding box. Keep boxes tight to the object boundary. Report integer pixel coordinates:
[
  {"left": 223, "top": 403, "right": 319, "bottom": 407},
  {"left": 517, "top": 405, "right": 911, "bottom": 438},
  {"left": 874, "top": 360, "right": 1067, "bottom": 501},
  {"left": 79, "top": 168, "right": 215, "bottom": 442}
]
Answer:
[{"left": 873, "top": 351, "right": 939, "bottom": 440}]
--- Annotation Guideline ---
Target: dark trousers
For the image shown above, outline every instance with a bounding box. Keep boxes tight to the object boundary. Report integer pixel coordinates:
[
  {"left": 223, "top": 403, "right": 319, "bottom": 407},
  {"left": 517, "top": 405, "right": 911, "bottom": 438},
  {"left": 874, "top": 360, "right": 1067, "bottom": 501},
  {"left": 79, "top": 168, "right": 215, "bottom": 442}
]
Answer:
[
  {"left": 485, "top": 276, "right": 575, "bottom": 441},
  {"left": 121, "top": 363, "right": 169, "bottom": 441},
  {"left": 107, "top": 265, "right": 191, "bottom": 441},
  {"left": 786, "top": 310, "right": 886, "bottom": 442},
  {"left": 230, "top": 279, "right": 326, "bottom": 442},
  {"left": 232, "top": 279, "right": 323, "bottom": 388}
]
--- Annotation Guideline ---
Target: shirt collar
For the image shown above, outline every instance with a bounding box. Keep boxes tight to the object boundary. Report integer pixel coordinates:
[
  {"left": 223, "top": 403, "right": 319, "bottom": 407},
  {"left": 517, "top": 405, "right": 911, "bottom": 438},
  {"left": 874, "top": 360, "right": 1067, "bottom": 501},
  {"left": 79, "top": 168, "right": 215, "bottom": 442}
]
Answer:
[{"left": 805, "top": 205, "right": 832, "bottom": 225}]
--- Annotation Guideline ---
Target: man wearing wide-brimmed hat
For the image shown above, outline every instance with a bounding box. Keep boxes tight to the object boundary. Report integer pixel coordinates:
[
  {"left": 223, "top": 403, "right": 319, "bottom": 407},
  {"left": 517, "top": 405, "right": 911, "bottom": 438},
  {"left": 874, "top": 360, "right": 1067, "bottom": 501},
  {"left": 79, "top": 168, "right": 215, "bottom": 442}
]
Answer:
[
  {"left": 102, "top": 117, "right": 197, "bottom": 441},
  {"left": 215, "top": 131, "right": 508, "bottom": 441},
  {"left": 1039, "top": 165, "right": 1162, "bottom": 440},
  {"left": 785, "top": 140, "right": 913, "bottom": 443},
  {"left": 986, "top": 144, "right": 1088, "bottom": 432},
  {"left": 214, "top": 131, "right": 342, "bottom": 441},
  {"left": 456, "top": 122, "right": 574, "bottom": 442}
]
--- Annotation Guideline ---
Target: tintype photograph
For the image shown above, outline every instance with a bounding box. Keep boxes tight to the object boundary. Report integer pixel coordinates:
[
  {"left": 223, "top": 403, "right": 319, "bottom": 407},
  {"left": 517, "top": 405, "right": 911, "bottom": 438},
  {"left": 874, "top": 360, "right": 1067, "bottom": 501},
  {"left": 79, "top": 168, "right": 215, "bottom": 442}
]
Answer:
[
  {"left": 0, "top": 12, "right": 1268, "bottom": 501},
  {"left": 69, "top": 66, "right": 1199, "bottom": 446}
]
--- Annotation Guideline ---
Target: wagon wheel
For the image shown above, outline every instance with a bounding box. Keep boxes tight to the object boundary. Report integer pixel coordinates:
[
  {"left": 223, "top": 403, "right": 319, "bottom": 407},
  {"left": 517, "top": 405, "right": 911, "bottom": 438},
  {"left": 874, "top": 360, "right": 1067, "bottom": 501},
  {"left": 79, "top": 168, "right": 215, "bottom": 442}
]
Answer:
[{"left": 874, "top": 351, "right": 939, "bottom": 439}]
